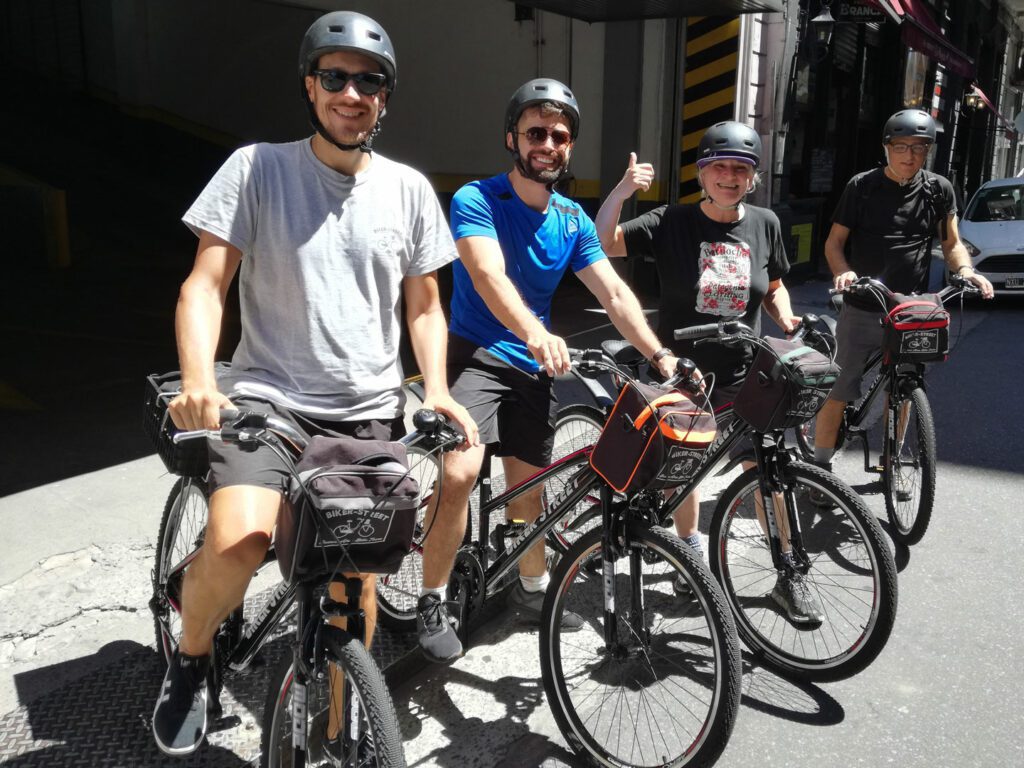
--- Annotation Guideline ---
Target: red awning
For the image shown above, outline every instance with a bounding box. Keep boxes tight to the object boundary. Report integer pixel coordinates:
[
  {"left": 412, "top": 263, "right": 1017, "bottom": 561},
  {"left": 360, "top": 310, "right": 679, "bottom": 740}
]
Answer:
[
  {"left": 971, "top": 84, "right": 1017, "bottom": 135},
  {"left": 866, "top": 0, "right": 975, "bottom": 79}
]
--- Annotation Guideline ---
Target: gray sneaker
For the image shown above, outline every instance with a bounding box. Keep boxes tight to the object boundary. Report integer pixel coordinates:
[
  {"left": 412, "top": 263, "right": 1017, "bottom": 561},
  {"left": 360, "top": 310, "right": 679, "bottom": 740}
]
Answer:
[
  {"left": 416, "top": 593, "right": 462, "bottom": 664},
  {"left": 673, "top": 573, "right": 694, "bottom": 600},
  {"left": 508, "top": 583, "right": 584, "bottom": 631},
  {"left": 152, "top": 650, "right": 209, "bottom": 756},
  {"left": 770, "top": 569, "right": 825, "bottom": 627}
]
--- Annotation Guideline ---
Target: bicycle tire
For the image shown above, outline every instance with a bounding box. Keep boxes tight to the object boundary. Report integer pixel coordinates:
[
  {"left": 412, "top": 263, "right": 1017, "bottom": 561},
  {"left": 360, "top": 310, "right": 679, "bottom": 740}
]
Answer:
[
  {"left": 883, "top": 385, "right": 936, "bottom": 545},
  {"left": 540, "top": 524, "right": 741, "bottom": 767},
  {"left": 709, "top": 463, "right": 898, "bottom": 681},
  {"left": 545, "top": 405, "right": 605, "bottom": 556},
  {"left": 261, "top": 626, "right": 405, "bottom": 768},
  {"left": 152, "top": 477, "right": 210, "bottom": 663},
  {"left": 375, "top": 445, "right": 439, "bottom": 632}
]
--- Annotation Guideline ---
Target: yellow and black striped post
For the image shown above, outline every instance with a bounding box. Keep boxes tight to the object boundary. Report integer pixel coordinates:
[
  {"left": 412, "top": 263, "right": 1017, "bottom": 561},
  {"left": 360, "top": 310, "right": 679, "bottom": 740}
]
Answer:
[{"left": 678, "top": 16, "right": 740, "bottom": 203}]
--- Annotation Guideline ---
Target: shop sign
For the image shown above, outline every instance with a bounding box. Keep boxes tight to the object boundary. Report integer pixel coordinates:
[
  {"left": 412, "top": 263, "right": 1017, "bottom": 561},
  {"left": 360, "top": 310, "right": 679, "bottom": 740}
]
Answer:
[{"left": 833, "top": 1, "right": 886, "bottom": 22}]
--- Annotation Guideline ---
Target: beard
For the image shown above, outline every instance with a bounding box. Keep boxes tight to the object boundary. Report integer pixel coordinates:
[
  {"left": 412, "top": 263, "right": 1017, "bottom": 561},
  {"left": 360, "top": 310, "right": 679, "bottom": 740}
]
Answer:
[{"left": 514, "top": 147, "right": 569, "bottom": 185}]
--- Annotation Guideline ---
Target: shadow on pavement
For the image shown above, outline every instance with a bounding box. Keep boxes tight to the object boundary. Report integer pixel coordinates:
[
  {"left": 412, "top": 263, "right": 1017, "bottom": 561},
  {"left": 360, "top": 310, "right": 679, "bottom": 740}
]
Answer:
[{"left": 2, "top": 641, "right": 267, "bottom": 767}]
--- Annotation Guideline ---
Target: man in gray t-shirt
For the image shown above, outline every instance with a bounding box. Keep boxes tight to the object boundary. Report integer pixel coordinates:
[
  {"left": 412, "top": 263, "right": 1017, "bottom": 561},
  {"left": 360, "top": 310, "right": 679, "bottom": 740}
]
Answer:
[{"left": 152, "top": 12, "right": 478, "bottom": 757}]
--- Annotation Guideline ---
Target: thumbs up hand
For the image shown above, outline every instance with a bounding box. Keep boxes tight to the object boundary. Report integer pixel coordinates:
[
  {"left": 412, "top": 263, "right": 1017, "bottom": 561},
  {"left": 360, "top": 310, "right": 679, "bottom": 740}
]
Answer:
[{"left": 617, "top": 152, "right": 655, "bottom": 196}]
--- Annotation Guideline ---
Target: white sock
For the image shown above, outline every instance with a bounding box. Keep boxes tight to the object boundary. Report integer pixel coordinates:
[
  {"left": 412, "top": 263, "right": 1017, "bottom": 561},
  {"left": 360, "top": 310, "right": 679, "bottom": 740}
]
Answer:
[
  {"left": 420, "top": 586, "right": 446, "bottom": 599},
  {"left": 520, "top": 573, "right": 549, "bottom": 593}
]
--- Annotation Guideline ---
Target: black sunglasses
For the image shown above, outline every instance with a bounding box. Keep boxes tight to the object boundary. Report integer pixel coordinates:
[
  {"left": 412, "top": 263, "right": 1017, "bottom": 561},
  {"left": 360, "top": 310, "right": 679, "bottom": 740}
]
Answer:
[
  {"left": 519, "top": 126, "right": 572, "bottom": 148},
  {"left": 312, "top": 69, "right": 387, "bottom": 96}
]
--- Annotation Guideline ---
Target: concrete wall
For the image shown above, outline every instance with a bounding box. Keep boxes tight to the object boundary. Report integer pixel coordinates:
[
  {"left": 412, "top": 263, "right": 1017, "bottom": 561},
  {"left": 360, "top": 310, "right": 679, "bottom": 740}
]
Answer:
[{"left": 2, "top": 0, "right": 697, "bottom": 197}]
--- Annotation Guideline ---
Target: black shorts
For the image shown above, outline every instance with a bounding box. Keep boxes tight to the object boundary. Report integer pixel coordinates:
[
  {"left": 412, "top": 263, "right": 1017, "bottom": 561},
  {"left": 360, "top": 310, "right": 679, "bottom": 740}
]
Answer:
[
  {"left": 207, "top": 395, "right": 405, "bottom": 495},
  {"left": 448, "top": 334, "right": 558, "bottom": 467}
]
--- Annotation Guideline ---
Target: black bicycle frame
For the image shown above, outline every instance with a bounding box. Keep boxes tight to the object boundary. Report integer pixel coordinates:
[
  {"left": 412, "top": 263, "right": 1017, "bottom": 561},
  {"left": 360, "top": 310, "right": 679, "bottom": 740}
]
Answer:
[
  {"left": 466, "top": 449, "right": 602, "bottom": 598},
  {"left": 840, "top": 352, "right": 926, "bottom": 474}
]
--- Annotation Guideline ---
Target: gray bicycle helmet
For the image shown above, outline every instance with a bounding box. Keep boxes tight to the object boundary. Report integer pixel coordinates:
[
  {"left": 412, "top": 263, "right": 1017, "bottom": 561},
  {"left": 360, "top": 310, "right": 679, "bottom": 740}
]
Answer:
[
  {"left": 298, "top": 11, "right": 396, "bottom": 153},
  {"left": 882, "top": 109, "right": 936, "bottom": 143},
  {"left": 504, "top": 78, "right": 580, "bottom": 139},
  {"left": 696, "top": 121, "right": 761, "bottom": 167}
]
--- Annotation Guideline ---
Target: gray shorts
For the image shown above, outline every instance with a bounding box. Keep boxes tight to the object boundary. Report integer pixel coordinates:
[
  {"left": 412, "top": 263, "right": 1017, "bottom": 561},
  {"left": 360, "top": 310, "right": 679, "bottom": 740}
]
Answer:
[
  {"left": 831, "top": 304, "right": 885, "bottom": 402},
  {"left": 207, "top": 395, "right": 405, "bottom": 495},
  {"left": 447, "top": 334, "right": 558, "bottom": 468}
]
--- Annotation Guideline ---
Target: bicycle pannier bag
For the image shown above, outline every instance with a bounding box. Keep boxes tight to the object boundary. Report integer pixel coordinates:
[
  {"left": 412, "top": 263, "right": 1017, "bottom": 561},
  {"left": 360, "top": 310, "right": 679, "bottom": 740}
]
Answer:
[
  {"left": 589, "top": 381, "right": 716, "bottom": 493},
  {"left": 277, "top": 436, "right": 420, "bottom": 583},
  {"left": 733, "top": 337, "right": 840, "bottom": 432},
  {"left": 882, "top": 294, "right": 950, "bottom": 364}
]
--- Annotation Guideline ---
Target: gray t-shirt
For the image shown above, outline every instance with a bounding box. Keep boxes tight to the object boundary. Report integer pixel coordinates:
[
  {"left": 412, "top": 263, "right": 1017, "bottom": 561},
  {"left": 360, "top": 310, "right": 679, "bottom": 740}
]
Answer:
[{"left": 182, "top": 139, "right": 457, "bottom": 420}]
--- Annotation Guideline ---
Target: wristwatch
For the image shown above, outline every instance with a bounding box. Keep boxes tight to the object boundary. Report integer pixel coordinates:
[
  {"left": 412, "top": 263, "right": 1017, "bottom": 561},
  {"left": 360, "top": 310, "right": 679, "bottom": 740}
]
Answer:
[{"left": 651, "top": 347, "right": 673, "bottom": 365}]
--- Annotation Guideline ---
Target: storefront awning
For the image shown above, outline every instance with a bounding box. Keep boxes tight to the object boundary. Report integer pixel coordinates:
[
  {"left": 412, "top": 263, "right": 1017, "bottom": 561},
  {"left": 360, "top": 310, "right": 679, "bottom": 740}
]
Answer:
[
  {"left": 971, "top": 84, "right": 1017, "bottom": 135},
  {"left": 506, "top": 0, "right": 784, "bottom": 23},
  {"left": 867, "top": 0, "right": 975, "bottom": 79}
]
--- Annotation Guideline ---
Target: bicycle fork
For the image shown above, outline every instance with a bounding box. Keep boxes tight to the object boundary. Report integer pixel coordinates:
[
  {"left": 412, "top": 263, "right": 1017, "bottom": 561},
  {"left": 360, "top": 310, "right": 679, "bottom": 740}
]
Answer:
[{"left": 751, "top": 439, "right": 810, "bottom": 575}]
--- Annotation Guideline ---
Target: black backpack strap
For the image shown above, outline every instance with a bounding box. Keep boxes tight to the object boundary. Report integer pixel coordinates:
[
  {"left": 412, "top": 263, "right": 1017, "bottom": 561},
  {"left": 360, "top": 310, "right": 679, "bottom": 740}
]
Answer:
[{"left": 923, "top": 172, "right": 948, "bottom": 242}]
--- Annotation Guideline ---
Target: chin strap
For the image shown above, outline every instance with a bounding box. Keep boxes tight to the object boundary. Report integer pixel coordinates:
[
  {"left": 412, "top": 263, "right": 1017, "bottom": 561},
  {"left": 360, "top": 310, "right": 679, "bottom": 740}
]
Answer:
[{"left": 305, "top": 101, "right": 382, "bottom": 154}]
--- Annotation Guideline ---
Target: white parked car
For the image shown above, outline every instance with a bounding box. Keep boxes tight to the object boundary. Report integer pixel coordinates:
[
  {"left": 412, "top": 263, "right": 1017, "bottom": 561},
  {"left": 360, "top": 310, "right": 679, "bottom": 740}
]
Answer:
[{"left": 958, "top": 177, "right": 1024, "bottom": 294}]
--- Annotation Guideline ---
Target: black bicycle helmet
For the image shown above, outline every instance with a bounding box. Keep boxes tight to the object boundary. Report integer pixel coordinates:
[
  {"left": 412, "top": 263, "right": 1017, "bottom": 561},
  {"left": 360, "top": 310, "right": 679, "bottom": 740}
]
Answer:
[
  {"left": 298, "top": 11, "right": 396, "bottom": 153},
  {"left": 696, "top": 121, "right": 761, "bottom": 167},
  {"left": 882, "top": 109, "right": 936, "bottom": 143},
  {"left": 504, "top": 78, "right": 580, "bottom": 139}
]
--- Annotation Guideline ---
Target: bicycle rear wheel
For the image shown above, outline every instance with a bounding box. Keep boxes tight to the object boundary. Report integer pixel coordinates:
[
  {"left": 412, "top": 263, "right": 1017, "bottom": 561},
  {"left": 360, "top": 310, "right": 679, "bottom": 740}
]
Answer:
[
  {"left": 540, "top": 524, "right": 740, "bottom": 767},
  {"left": 545, "top": 405, "right": 605, "bottom": 556},
  {"left": 710, "top": 463, "right": 897, "bottom": 681},
  {"left": 375, "top": 445, "right": 439, "bottom": 632},
  {"left": 883, "top": 385, "right": 936, "bottom": 545},
  {"left": 152, "top": 477, "right": 209, "bottom": 662},
  {"left": 261, "top": 627, "right": 405, "bottom": 767}
]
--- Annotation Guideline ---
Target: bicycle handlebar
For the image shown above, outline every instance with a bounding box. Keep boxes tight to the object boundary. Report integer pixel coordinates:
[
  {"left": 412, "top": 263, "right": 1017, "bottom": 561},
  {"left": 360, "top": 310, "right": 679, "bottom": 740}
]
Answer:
[
  {"left": 172, "top": 406, "right": 465, "bottom": 455},
  {"left": 566, "top": 345, "right": 702, "bottom": 396},
  {"left": 832, "top": 274, "right": 981, "bottom": 308}
]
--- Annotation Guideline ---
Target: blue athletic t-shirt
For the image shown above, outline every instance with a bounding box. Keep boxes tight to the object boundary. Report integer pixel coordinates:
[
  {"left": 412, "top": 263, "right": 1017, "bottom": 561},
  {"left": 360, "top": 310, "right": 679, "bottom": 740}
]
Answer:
[{"left": 449, "top": 173, "right": 606, "bottom": 372}]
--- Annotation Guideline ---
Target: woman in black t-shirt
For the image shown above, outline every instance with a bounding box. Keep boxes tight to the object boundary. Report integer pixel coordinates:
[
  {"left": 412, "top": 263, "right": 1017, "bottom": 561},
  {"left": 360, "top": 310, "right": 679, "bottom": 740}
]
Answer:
[{"left": 595, "top": 122, "right": 822, "bottom": 626}]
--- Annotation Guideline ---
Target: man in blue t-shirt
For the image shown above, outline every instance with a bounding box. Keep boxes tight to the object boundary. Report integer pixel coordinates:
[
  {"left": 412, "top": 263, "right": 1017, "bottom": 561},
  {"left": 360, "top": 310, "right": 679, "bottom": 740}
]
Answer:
[{"left": 414, "top": 78, "right": 680, "bottom": 663}]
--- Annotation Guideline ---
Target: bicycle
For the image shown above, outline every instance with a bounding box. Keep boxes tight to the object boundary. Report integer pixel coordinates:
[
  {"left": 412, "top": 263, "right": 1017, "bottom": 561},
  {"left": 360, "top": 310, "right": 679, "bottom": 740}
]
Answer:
[
  {"left": 391, "top": 358, "right": 742, "bottom": 767},
  {"left": 375, "top": 365, "right": 628, "bottom": 632},
  {"left": 550, "top": 320, "right": 899, "bottom": 682},
  {"left": 150, "top": 407, "right": 451, "bottom": 767},
  {"left": 794, "top": 274, "right": 981, "bottom": 545}
]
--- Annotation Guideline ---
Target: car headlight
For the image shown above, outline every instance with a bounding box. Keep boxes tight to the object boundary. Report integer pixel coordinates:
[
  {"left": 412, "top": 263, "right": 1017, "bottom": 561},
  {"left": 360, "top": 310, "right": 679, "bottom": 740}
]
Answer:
[{"left": 960, "top": 237, "right": 981, "bottom": 259}]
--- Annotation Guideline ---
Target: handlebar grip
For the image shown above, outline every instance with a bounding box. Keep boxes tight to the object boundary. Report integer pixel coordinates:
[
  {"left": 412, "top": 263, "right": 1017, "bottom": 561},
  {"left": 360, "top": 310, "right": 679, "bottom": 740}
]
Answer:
[
  {"left": 219, "top": 407, "right": 241, "bottom": 426},
  {"left": 673, "top": 323, "right": 721, "bottom": 341}
]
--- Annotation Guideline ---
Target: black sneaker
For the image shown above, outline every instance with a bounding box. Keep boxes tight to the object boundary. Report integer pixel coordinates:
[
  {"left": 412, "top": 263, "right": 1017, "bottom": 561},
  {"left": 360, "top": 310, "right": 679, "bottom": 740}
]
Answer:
[
  {"left": 507, "top": 582, "right": 584, "bottom": 631},
  {"left": 770, "top": 569, "right": 825, "bottom": 627},
  {"left": 152, "top": 650, "right": 209, "bottom": 756},
  {"left": 416, "top": 593, "right": 462, "bottom": 664}
]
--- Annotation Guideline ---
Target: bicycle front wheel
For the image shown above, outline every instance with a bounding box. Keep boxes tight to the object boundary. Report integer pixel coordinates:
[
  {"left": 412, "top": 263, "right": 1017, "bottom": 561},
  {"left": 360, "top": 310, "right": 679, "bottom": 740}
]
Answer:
[
  {"left": 152, "top": 476, "right": 209, "bottom": 663},
  {"left": 883, "top": 385, "right": 936, "bottom": 545},
  {"left": 540, "top": 524, "right": 740, "bottom": 768},
  {"left": 376, "top": 445, "right": 439, "bottom": 632},
  {"left": 261, "top": 627, "right": 405, "bottom": 768},
  {"left": 710, "top": 463, "right": 897, "bottom": 681},
  {"left": 546, "top": 405, "right": 605, "bottom": 556}
]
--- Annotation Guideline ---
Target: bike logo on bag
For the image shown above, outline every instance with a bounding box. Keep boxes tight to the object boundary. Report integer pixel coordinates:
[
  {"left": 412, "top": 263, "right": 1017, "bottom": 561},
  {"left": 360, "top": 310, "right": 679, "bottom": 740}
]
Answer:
[
  {"left": 793, "top": 390, "right": 826, "bottom": 418},
  {"left": 900, "top": 330, "right": 938, "bottom": 354},
  {"left": 321, "top": 508, "right": 394, "bottom": 545},
  {"left": 658, "top": 445, "right": 704, "bottom": 481}
]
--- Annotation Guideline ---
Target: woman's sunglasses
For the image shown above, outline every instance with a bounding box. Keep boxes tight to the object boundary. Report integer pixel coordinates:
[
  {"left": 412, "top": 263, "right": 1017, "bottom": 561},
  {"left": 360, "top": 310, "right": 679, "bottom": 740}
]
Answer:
[
  {"left": 518, "top": 126, "right": 572, "bottom": 148},
  {"left": 312, "top": 69, "right": 387, "bottom": 96}
]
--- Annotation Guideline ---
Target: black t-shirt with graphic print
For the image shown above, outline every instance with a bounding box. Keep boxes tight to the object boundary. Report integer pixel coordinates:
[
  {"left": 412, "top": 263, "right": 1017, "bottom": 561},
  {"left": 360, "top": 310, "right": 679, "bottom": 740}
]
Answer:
[
  {"left": 621, "top": 203, "right": 790, "bottom": 386},
  {"left": 832, "top": 167, "right": 956, "bottom": 295}
]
